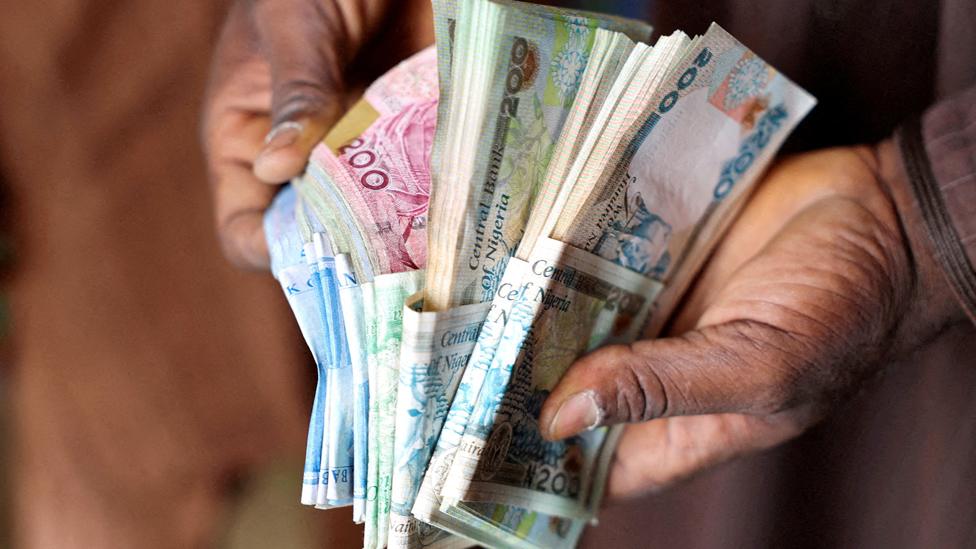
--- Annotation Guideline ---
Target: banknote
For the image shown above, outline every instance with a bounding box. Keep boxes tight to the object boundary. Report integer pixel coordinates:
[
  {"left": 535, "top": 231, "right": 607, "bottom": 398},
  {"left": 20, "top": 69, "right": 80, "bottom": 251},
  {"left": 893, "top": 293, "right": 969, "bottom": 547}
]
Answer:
[
  {"left": 437, "top": 497, "right": 585, "bottom": 549},
  {"left": 412, "top": 260, "right": 528, "bottom": 525},
  {"left": 439, "top": 237, "right": 661, "bottom": 519},
  {"left": 335, "top": 253, "right": 370, "bottom": 521},
  {"left": 309, "top": 48, "right": 437, "bottom": 277},
  {"left": 363, "top": 280, "right": 380, "bottom": 548},
  {"left": 515, "top": 29, "right": 635, "bottom": 260},
  {"left": 556, "top": 23, "right": 816, "bottom": 281},
  {"left": 394, "top": 285, "right": 587, "bottom": 546},
  {"left": 308, "top": 247, "right": 335, "bottom": 508},
  {"left": 524, "top": 31, "right": 691, "bottom": 261},
  {"left": 296, "top": 45, "right": 437, "bottom": 283},
  {"left": 424, "top": 0, "right": 653, "bottom": 311},
  {"left": 371, "top": 270, "right": 426, "bottom": 549},
  {"left": 265, "top": 188, "right": 331, "bottom": 506},
  {"left": 388, "top": 294, "right": 491, "bottom": 549},
  {"left": 312, "top": 234, "right": 355, "bottom": 507}
]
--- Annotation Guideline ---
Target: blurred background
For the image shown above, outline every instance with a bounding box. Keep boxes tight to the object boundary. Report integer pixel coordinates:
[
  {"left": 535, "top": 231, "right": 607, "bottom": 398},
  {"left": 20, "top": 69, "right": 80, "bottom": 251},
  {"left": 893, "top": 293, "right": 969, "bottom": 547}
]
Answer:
[
  {"left": 0, "top": 1, "right": 355, "bottom": 546},
  {"left": 0, "top": 0, "right": 974, "bottom": 548}
]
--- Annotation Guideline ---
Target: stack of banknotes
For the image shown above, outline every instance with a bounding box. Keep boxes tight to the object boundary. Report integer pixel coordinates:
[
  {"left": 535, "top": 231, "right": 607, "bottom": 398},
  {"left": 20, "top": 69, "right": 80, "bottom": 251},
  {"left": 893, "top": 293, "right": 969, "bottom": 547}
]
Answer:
[{"left": 263, "top": 1, "right": 815, "bottom": 548}]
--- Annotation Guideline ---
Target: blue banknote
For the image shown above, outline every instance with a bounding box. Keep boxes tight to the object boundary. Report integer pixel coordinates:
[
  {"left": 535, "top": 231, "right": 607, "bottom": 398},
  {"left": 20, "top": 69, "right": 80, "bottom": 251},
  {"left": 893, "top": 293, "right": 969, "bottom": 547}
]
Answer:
[
  {"left": 312, "top": 233, "right": 355, "bottom": 507},
  {"left": 264, "top": 187, "right": 331, "bottom": 506},
  {"left": 335, "top": 254, "right": 370, "bottom": 521}
]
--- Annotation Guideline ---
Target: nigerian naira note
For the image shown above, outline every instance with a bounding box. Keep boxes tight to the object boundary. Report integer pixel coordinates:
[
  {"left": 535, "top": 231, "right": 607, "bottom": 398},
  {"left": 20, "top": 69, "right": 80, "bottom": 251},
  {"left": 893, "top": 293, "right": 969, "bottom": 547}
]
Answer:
[{"left": 439, "top": 24, "right": 814, "bottom": 522}]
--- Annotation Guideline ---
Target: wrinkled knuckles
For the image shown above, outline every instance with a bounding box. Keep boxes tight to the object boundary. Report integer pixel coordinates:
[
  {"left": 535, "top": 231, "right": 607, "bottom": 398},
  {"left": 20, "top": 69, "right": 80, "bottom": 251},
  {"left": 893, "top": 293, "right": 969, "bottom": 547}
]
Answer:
[
  {"left": 610, "top": 344, "right": 671, "bottom": 422},
  {"left": 712, "top": 320, "right": 815, "bottom": 416}
]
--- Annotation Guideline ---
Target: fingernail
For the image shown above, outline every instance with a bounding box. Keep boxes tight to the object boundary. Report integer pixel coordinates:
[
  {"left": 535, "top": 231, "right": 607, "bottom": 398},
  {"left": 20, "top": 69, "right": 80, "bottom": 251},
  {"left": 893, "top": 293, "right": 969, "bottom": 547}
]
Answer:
[
  {"left": 547, "top": 391, "right": 602, "bottom": 439},
  {"left": 262, "top": 121, "right": 303, "bottom": 153}
]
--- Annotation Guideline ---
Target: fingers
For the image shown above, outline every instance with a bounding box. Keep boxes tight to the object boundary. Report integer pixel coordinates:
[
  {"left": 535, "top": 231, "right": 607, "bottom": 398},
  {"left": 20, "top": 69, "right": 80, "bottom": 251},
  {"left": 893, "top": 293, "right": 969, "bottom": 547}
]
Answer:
[
  {"left": 203, "top": 1, "right": 395, "bottom": 268},
  {"left": 203, "top": 2, "right": 277, "bottom": 269},
  {"left": 209, "top": 109, "right": 279, "bottom": 269},
  {"left": 540, "top": 320, "right": 815, "bottom": 440},
  {"left": 249, "top": 0, "right": 379, "bottom": 182},
  {"left": 604, "top": 412, "right": 806, "bottom": 499},
  {"left": 541, "top": 192, "right": 913, "bottom": 441}
]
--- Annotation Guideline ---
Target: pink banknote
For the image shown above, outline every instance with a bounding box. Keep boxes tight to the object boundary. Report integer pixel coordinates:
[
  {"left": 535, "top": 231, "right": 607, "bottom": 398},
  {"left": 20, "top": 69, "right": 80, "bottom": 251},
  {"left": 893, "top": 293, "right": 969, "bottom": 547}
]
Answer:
[{"left": 311, "top": 46, "right": 437, "bottom": 273}]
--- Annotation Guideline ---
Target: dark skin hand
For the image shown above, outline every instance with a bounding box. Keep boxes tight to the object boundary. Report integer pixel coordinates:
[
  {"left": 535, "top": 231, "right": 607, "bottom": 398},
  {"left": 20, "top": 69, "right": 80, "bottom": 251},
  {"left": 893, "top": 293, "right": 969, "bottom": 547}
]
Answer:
[
  {"left": 203, "top": 2, "right": 967, "bottom": 501},
  {"left": 202, "top": 0, "right": 433, "bottom": 269},
  {"left": 540, "top": 142, "right": 967, "bottom": 498}
]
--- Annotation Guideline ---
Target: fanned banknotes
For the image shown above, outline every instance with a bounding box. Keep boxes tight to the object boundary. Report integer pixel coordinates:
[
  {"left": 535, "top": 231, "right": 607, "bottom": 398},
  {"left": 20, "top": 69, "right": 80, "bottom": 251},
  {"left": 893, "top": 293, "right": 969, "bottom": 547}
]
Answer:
[{"left": 262, "top": 1, "right": 814, "bottom": 548}]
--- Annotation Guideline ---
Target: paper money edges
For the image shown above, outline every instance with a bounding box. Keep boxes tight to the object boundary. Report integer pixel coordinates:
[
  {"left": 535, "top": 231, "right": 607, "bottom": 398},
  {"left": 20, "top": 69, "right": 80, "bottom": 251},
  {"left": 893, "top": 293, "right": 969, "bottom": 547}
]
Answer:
[
  {"left": 308, "top": 45, "right": 437, "bottom": 279},
  {"left": 371, "top": 270, "right": 426, "bottom": 549},
  {"left": 264, "top": 188, "right": 334, "bottom": 506},
  {"left": 441, "top": 237, "right": 662, "bottom": 520},
  {"left": 334, "top": 254, "right": 371, "bottom": 521},
  {"left": 410, "top": 261, "right": 542, "bottom": 548},
  {"left": 424, "top": 0, "right": 652, "bottom": 312},
  {"left": 400, "top": 286, "right": 587, "bottom": 546},
  {"left": 408, "top": 257, "right": 587, "bottom": 549},
  {"left": 389, "top": 293, "right": 491, "bottom": 549},
  {"left": 563, "top": 23, "right": 816, "bottom": 284},
  {"left": 310, "top": 236, "right": 356, "bottom": 508}
]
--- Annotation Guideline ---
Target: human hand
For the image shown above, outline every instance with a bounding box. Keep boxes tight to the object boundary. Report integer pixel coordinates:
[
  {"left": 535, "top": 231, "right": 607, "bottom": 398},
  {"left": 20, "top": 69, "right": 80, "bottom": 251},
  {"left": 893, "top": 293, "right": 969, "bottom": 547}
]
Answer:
[
  {"left": 202, "top": 0, "right": 431, "bottom": 268},
  {"left": 540, "top": 143, "right": 966, "bottom": 498}
]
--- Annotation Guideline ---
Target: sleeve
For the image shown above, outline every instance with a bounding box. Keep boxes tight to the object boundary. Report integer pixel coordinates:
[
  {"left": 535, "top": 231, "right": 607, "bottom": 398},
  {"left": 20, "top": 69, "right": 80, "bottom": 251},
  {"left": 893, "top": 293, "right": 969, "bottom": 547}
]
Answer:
[{"left": 897, "top": 84, "right": 976, "bottom": 324}]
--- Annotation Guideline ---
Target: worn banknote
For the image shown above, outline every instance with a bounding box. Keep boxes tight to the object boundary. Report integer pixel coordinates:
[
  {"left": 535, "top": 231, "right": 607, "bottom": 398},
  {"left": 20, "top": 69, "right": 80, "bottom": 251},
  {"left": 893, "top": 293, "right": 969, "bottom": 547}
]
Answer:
[
  {"left": 424, "top": 0, "right": 652, "bottom": 311},
  {"left": 439, "top": 238, "right": 661, "bottom": 519},
  {"left": 311, "top": 233, "right": 355, "bottom": 508},
  {"left": 308, "top": 46, "right": 437, "bottom": 278},
  {"left": 265, "top": 188, "right": 333, "bottom": 506},
  {"left": 412, "top": 260, "right": 528, "bottom": 527},
  {"left": 389, "top": 295, "right": 490, "bottom": 549},
  {"left": 369, "top": 270, "right": 425, "bottom": 549},
  {"left": 333, "top": 253, "right": 370, "bottom": 521},
  {"left": 556, "top": 23, "right": 816, "bottom": 282}
]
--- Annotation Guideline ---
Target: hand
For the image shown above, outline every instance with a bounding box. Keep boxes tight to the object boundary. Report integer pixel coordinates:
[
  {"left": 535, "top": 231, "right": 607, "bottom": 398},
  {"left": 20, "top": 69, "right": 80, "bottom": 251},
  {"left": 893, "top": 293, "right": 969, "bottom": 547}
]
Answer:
[
  {"left": 540, "top": 143, "right": 966, "bottom": 498},
  {"left": 202, "top": 0, "right": 431, "bottom": 268}
]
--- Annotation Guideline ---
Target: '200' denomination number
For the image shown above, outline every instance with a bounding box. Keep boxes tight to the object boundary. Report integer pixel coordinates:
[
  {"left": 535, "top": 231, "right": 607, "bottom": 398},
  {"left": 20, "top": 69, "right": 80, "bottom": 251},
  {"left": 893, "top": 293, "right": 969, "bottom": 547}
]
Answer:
[
  {"left": 524, "top": 462, "right": 581, "bottom": 498},
  {"left": 340, "top": 137, "right": 390, "bottom": 191}
]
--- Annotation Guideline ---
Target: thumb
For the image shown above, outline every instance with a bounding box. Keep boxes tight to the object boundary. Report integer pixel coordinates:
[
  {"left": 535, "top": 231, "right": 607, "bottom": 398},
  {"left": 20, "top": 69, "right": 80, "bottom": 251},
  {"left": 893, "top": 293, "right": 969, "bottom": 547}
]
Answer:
[
  {"left": 540, "top": 320, "right": 814, "bottom": 440},
  {"left": 250, "top": 0, "right": 362, "bottom": 182}
]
